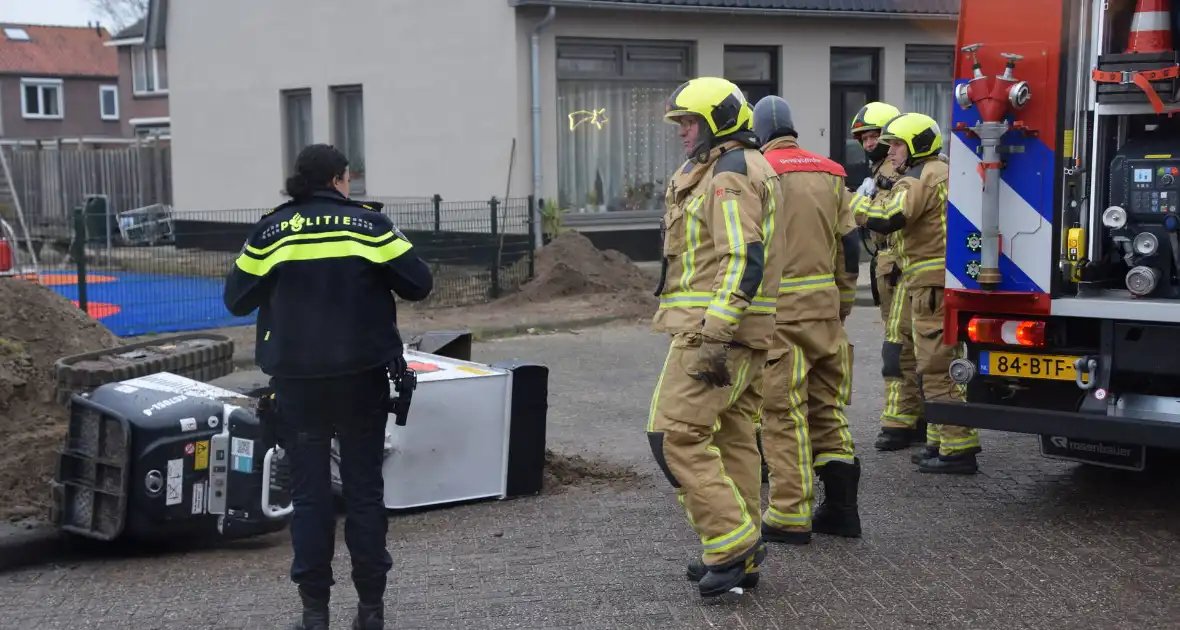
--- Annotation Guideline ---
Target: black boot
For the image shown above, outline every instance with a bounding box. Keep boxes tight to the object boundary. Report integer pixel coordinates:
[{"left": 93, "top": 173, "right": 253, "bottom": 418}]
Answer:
[
  {"left": 760, "top": 521, "right": 811, "bottom": 545},
  {"left": 352, "top": 601, "right": 384, "bottom": 630},
  {"left": 686, "top": 542, "right": 767, "bottom": 587},
  {"left": 911, "top": 445, "right": 939, "bottom": 465},
  {"left": 697, "top": 542, "right": 766, "bottom": 598},
  {"left": 918, "top": 451, "right": 979, "bottom": 475},
  {"left": 288, "top": 588, "right": 330, "bottom": 630},
  {"left": 875, "top": 427, "right": 922, "bottom": 451},
  {"left": 812, "top": 459, "right": 862, "bottom": 538}
]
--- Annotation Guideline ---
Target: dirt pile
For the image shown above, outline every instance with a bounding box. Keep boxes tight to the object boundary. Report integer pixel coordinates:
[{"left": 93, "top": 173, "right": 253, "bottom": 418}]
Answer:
[
  {"left": 0, "top": 278, "right": 121, "bottom": 522},
  {"left": 543, "top": 449, "right": 639, "bottom": 493},
  {"left": 501, "top": 232, "right": 656, "bottom": 304}
]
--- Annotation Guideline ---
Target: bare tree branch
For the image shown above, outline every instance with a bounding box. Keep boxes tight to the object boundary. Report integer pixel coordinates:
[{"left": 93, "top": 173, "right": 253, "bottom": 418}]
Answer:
[{"left": 89, "top": 0, "right": 150, "bottom": 34}]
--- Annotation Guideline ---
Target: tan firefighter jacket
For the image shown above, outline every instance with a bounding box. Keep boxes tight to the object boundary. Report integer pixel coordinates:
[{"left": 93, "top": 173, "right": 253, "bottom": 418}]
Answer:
[
  {"left": 652, "top": 138, "right": 784, "bottom": 349},
  {"left": 854, "top": 155, "right": 949, "bottom": 289},
  {"left": 847, "top": 158, "right": 901, "bottom": 277},
  {"left": 760, "top": 136, "right": 848, "bottom": 322}
]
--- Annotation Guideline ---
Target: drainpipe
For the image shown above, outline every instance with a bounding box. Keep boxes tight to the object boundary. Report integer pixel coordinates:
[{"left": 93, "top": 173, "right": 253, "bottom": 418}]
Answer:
[{"left": 531, "top": 6, "right": 556, "bottom": 250}]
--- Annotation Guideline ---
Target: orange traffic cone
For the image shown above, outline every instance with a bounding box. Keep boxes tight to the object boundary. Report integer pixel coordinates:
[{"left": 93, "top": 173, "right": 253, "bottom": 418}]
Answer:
[{"left": 1126, "top": 0, "right": 1174, "bottom": 54}]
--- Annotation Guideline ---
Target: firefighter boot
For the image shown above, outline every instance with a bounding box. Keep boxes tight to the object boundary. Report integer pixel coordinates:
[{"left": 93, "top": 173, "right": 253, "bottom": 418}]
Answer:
[
  {"left": 812, "top": 459, "right": 862, "bottom": 538},
  {"left": 874, "top": 427, "right": 923, "bottom": 451},
  {"left": 698, "top": 543, "right": 767, "bottom": 598},
  {"left": 352, "top": 602, "right": 385, "bottom": 629},
  {"left": 288, "top": 589, "right": 329, "bottom": 630},
  {"left": 686, "top": 541, "right": 767, "bottom": 587},
  {"left": 919, "top": 452, "right": 979, "bottom": 475},
  {"left": 911, "top": 445, "right": 939, "bottom": 465}
]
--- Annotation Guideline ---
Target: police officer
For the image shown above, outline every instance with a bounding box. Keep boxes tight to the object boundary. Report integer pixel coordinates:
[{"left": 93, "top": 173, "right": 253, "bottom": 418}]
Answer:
[
  {"left": 853, "top": 113, "right": 981, "bottom": 475},
  {"left": 647, "top": 77, "right": 784, "bottom": 597},
  {"left": 846, "top": 102, "right": 928, "bottom": 452},
  {"left": 223, "top": 144, "right": 434, "bottom": 629},
  {"left": 752, "top": 95, "right": 862, "bottom": 545}
]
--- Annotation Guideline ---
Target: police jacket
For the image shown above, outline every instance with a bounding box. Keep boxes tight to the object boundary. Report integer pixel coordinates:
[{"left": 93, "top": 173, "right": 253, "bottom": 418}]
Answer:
[
  {"left": 761, "top": 136, "right": 853, "bottom": 322},
  {"left": 653, "top": 136, "right": 784, "bottom": 350},
  {"left": 223, "top": 190, "right": 433, "bottom": 378},
  {"left": 854, "top": 155, "right": 949, "bottom": 289}
]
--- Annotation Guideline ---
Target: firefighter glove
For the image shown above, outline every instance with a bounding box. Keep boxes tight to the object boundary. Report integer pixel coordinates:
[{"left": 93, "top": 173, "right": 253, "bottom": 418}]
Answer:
[
  {"left": 856, "top": 176, "right": 876, "bottom": 198},
  {"left": 692, "top": 337, "right": 731, "bottom": 387}
]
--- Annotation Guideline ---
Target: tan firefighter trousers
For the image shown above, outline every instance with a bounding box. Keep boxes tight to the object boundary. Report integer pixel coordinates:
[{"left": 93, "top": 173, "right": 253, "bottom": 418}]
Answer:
[
  {"left": 759, "top": 319, "right": 855, "bottom": 533},
  {"left": 909, "top": 286, "right": 980, "bottom": 456},
  {"left": 647, "top": 331, "right": 766, "bottom": 567},
  {"left": 878, "top": 266, "right": 923, "bottom": 430}
]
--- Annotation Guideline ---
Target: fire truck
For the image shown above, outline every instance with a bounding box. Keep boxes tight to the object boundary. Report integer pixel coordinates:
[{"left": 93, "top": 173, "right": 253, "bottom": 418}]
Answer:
[{"left": 929, "top": 0, "right": 1180, "bottom": 471}]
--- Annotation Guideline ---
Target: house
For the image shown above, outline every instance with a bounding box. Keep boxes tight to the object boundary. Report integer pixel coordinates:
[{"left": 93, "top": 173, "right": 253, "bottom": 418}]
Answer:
[
  {"left": 104, "top": 2, "right": 170, "bottom": 140},
  {"left": 164, "top": 0, "right": 958, "bottom": 257},
  {"left": 0, "top": 23, "right": 121, "bottom": 139}
]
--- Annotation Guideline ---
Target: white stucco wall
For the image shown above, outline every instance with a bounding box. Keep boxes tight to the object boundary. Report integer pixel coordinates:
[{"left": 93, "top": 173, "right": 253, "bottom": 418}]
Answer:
[{"left": 166, "top": 1, "right": 954, "bottom": 214}]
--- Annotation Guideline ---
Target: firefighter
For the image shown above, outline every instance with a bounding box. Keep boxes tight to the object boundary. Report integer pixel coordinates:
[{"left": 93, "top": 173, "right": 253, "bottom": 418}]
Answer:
[
  {"left": 846, "top": 102, "right": 927, "bottom": 451},
  {"left": 853, "top": 113, "right": 981, "bottom": 474},
  {"left": 751, "top": 95, "right": 862, "bottom": 545},
  {"left": 647, "top": 77, "right": 785, "bottom": 597},
  {"left": 224, "top": 144, "right": 434, "bottom": 629}
]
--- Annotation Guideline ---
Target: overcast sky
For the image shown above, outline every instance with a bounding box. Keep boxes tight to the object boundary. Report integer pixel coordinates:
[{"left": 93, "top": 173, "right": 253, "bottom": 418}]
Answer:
[{"left": 1, "top": 0, "right": 103, "bottom": 27}]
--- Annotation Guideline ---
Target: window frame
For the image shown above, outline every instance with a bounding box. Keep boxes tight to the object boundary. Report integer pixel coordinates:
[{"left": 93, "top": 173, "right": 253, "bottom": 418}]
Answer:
[
  {"left": 132, "top": 46, "right": 168, "bottom": 96},
  {"left": 828, "top": 47, "right": 882, "bottom": 181},
  {"left": 556, "top": 37, "right": 694, "bottom": 82},
  {"left": 281, "top": 88, "right": 313, "bottom": 178},
  {"left": 99, "top": 85, "right": 120, "bottom": 121},
  {"left": 723, "top": 45, "right": 780, "bottom": 104},
  {"left": 330, "top": 84, "right": 366, "bottom": 194},
  {"left": 20, "top": 78, "right": 64, "bottom": 120}
]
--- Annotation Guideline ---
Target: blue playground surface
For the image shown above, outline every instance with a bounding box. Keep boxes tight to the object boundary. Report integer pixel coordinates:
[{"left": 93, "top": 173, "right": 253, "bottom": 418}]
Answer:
[{"left": 40, "top": 271, "right": 255, "bottom": 337}]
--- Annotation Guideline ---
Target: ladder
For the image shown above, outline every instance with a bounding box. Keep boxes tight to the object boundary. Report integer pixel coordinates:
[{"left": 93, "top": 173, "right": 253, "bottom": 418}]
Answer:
[{"left": 0, "top": 144, "right": 41, "bottom": 282}]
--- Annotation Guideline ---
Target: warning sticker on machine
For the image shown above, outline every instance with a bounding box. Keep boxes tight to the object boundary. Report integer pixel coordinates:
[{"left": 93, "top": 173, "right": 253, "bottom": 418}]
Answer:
[
  {"left": 166, "top": 458, "right": 183, "bottom": 506},
  {"left": 407, "top": 361, "right": 443, "bottom": 373},
  {"left": 123, "top": 372, "right": 243, "bottom": 401},
  {"left": 194, "top": 440, "right": 210, "bottom": 471},
  {"left": 191, "top": 481, "right": 206, "bottom": 515}
]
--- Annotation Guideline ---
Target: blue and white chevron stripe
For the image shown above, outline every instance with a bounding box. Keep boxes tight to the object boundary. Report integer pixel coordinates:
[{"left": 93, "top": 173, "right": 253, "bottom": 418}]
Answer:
[{"left": 945, "top": 79, "right": 1055, "bottom": 294}]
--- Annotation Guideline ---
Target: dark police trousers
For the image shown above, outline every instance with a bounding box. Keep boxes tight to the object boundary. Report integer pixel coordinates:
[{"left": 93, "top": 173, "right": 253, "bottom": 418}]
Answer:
[{"left": 270, "top": 366, "right": 394, "bottom": 604}]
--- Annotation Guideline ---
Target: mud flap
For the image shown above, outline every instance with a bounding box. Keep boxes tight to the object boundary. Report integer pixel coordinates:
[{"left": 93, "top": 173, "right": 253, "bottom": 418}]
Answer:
[{"left": 647, "top": 431, "right": 681, "bottom": 488}]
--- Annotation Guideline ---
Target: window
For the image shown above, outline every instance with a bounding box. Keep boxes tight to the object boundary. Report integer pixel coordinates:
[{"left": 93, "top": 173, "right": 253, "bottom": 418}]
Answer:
[
  {"left": 556, "top": 38, "right": 693, "bottom": 213},
  {"left": 905, "top": 45, "right": 955, "bottom": 146},
  {"left": 100, "top": 85, "right": 119, "bottom": 121},
  {"left": 331, "top": 85, "right": 366, "bottom": 195},
  {"left": 132, "top": 46, "right": 168, "bottom": 94},
  {"left": 4, "top": 27, "right": 30, "bottom": 41},
  {"left": 829, "top": 48, "right": 881, "bottom": 184},
  {"left": 724, "top": 46, "right": 779, "bottom": 106},
  {"left": 21, "top": 78, "right": 63, "bottom": 119},
  {"left": 282, "top": 89, "right": 313, "bottom": 176}
]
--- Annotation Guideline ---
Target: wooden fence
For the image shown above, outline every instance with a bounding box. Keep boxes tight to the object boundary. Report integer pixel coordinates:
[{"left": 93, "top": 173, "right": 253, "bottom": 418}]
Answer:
[{"left": 1, "top": 139, "right": 171, "bottom": 240}]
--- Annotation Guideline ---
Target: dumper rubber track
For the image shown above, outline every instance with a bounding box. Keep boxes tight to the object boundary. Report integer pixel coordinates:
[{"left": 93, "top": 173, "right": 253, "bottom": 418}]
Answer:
[{"left": 54, "top": 333, "right": 235, "bottom": 404}]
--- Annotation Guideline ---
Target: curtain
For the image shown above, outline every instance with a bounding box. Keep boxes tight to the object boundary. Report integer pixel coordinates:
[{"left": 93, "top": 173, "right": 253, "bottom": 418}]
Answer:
[
  {"left": 556, "top": 80, "right": 684, "bottom": 213},
  {"left": 905, "top": 81, "right": 954, "bottom": 143}
]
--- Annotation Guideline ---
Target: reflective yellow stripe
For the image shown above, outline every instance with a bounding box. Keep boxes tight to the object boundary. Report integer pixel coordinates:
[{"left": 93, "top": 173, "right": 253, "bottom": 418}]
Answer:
[
  {"left": 235, "top": 235, "right": 411, "bottom": 276},
  {"left": 865, "top": 188, "right": 907, "bottom": 219},
  {"left": 679, "top": 196, "right": 706, "bottom": 291},
  {"left": 839, "top": 288, "right": 856, "bottom": 303},
  {"left": 903, "top": 257, "right": 945, "bottom": 277},
  {"left": 779, "top": 274, "right": 836, "bottom": 294},
  {"left": 707, "top": 199, "right": 749, "bottom": 324},
  {"left": 245, "top": 229, "right": 394, "bottom": 256},
  {"left": 659, "top": 292, "right": 775, "bottom": 313}
]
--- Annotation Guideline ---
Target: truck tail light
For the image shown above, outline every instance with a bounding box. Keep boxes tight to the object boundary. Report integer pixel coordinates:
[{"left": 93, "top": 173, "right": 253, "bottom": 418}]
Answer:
[{"left": 966, "top": 316, "right": 1046, "bottom": 347}]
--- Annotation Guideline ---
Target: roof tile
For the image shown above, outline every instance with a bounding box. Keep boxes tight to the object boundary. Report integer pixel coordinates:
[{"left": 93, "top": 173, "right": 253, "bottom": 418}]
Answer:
[{"left": 0, "top": 24, "right": 118, "bottom": 78}]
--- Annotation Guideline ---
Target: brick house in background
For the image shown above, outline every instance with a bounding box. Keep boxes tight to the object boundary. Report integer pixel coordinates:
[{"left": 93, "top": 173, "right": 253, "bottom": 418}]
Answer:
[
  {"left": 104, "top": 2, "right": 170, "bottom": 140},
  {"left": 0, "top": 23, "right": 121, "bottom": 139}
]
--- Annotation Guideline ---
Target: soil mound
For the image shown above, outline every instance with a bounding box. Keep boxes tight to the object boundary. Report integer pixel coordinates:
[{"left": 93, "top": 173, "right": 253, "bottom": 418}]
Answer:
[
  {"left": 543, "top": 449, "right": 639, "bottom": 493},
  {"left": 502, "top": 232, "right": 654, "bottom": 303},
  {"left": 0, "top": 278, "right": 120, "bottom": 522}
]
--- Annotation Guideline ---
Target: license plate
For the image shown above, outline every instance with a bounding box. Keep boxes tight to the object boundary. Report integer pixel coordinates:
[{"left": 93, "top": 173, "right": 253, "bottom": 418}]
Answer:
[
  {"left": 979, "top": 351, "right": 1081, "bottom": 382},
  {"left": 1039, "top": 435, "right": 1146, "bottom": 471}
]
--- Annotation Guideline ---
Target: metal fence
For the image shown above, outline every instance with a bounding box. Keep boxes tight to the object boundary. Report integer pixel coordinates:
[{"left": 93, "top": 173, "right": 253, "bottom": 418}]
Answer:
[
  {"left": 17, "top": 195, "right": 537, "bottom": 337},
  {"left": 2, "top": 139, "right": 171, "bottom": 240}
]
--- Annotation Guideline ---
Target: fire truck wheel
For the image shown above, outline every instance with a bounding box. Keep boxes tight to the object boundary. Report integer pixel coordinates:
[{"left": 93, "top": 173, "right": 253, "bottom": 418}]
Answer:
[{"left": 54, "top": 333, "right": 236, "bottom": 404}]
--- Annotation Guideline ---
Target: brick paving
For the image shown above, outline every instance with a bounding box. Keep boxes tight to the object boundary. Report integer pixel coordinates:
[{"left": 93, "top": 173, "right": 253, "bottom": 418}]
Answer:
[{"left": 3, "top": 308, "right": 1180, "bottom": 629}]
